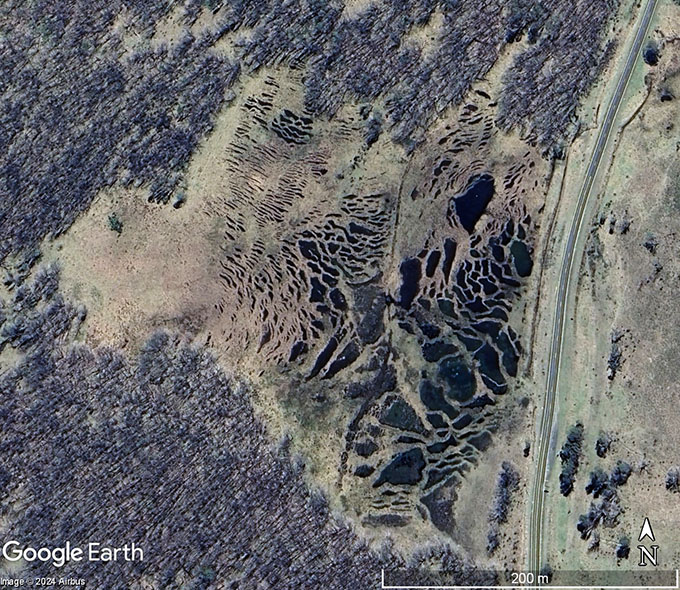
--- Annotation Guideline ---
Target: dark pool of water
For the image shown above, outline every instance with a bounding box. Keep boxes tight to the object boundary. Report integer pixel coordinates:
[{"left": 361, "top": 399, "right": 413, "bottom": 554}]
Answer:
[
  {"left": 380, "top": 397, "right": 425, "bottom": 434},
  {"left": 438, "top": 355, "right": 476, "bottom": 402},
  {"left": 510, "top": 240, "right": 533, "bottom": 277},
  {"left": 454, "top": 173, "right": 495, "bottom": 233},
  {"left": 420, "top": 379, "right": 458, "bottom": 418},
  {"left": 373, "top": 448, "right": 425, "bottom": 487},
  {"left": 399, "top": 257, "right": 421, "bottom": 309},
  {"left": 474, "top": 342, "right": 506, "bottom": 394}
]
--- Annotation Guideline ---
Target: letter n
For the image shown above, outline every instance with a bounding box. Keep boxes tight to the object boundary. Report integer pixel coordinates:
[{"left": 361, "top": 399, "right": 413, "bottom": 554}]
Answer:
[{"left": 638, "top": 545, "right": 659, "bottom": 567}]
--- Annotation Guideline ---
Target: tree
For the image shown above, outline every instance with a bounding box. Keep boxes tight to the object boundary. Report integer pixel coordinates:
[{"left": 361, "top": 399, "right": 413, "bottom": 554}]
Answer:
[
  {"left": 107, "top": 213, "right": 123, "bottom": 235},
  {"left": 616, "top": 537, "right": 630, "bottom": 559}
]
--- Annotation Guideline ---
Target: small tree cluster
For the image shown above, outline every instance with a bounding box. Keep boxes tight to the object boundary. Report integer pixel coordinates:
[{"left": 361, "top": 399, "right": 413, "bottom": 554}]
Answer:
[
  {"left": 489, "top": 462, "right": 520, "bottom": 524},
  {"left": 616, "top": 537, "right": 631, "bottom": 560},
  {"left": 666, "top": 467, "right": 680, "bottom": 493},
  {"left": 609, "top": 461, "right": 632, "bottom": 487},
  {"left": 577, "top": 460, "right": 632, "bottom": 540},
  {"left": 558, "top": 423, "right": 584, "bottom": 496},
  {"left": 577, "top": 495, "right": 623, "bottom": 540},
  {"left": 486, "top": 462, "right": 520, "bottom": 555},
  {"left": 107, "top": 213, "right": 123, "bottom": 235},
  {"left": 607, "top": 330, "right": 625, "bottom": 380},
  {"left": 595, "top": 432, "right": 612, "bottom": 458}
]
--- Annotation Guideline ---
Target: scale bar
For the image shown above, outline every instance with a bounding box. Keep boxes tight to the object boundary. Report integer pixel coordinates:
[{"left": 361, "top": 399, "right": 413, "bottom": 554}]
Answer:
[{"left": 381, "top": 569, "right": 680, "bottom": 590}]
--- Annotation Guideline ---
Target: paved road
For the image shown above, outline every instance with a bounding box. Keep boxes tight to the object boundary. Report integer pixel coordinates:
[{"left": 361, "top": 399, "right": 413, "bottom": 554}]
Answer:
[{"left": 527, "top": 0, "right": 659, "bottom": 578}]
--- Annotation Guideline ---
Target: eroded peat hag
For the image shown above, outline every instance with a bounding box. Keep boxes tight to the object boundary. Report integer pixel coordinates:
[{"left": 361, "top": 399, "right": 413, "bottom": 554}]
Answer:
[{"left": 199, "top": 86, "right": 547, "bottom": 539}]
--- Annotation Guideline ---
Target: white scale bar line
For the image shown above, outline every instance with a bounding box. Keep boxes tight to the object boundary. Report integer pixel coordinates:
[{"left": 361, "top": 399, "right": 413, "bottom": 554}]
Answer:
[{"left": 380, "top": 569, "right": 680, "bottom": 590}]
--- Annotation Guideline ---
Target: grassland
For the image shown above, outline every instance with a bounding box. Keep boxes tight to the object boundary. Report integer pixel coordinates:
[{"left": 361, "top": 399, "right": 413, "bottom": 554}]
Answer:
[{"left": 540, "top": 0, "right": 680, "bottom": 571}]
